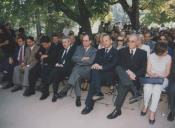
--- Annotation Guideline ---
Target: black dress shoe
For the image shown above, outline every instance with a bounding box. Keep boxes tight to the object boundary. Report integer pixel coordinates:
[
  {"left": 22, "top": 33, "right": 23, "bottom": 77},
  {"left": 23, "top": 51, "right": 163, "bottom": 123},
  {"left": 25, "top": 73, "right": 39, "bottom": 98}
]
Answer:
[
  {"left": 11, "top": 86, "right": 22, "bottom": 92},
  {"left": 23, "top": 88, "right": 35, "bottom": 97},
  {"left": 52, "top": 94, "right": 58, "bottom": 102},
  {"left": 149, "top": 119, "right": 155, "bottom": 125},
  {"left": 107, "top": 109, "right": 121, "bottom": 119},
  {"left": 40, "top": 93, "right": 49, "bottom": 100},
  {"left": 167, "top": 112, "right": 175, "bottom": 121},
  {"left": 57, "top": 91, "right": 67, "bottom": 99},
  {"left": 140, "top": 111, "right": 147, "bottom": 116},
  {"left": 76, "top": 98, "right": 81, "bottom": 107},
  {"left": 81, "top": 106, "right": 93, "bottom": 115},
  {"left": 2, "top": 83, "right": 14, "bottom": 89}
]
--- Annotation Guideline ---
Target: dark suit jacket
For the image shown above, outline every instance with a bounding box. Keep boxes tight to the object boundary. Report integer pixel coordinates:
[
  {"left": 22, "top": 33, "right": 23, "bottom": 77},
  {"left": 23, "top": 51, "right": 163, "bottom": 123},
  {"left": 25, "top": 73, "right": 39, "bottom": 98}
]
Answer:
[
  {"left": 94, "top": 47, "right": 118, "bottom": 72},
  {"left": 35, "top": 44, "right": 59, "bottom": 66},
  {"left": 118, "top": 47, "right": 147, "bottom": 78},
  {"left": 56, "top": 45, "right": 76, "bottom": 74},
  {"left": 13, "top": 45, "right": 27, "bottom": 65},
  {"left": 53, "top": 43, "right": 63, "bottom": 55}
]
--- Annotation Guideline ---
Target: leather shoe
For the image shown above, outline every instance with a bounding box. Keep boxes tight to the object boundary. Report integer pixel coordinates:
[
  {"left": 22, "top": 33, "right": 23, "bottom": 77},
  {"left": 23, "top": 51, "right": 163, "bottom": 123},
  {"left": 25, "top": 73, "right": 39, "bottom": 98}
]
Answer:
[
  {"left": 167, "top": 112, "right": 175, "bottom": 121},
  {"left": 23, "top": 88, "right": 35, "bottom": 97},
  {"left": 76, "top": 98, "right": 81, "bottom": 107},
  {"left": 52, "top": 94, "right": 58, "bottom": 102},
  {"left": 11, "top": 86, "right": 22, "bottom": 92},
  {"left": 140, "top": 111, "right": 147, "bottom": 116},
  {"left": 81, "top": 106, "right": 93, "bottom": 115},
  {"left": 57, "top": 91, "right": 67, "bottom": 99},
  {"left": 149, "top": 119, "right": 155, "bottom": 125},
  {"left": 107, "top": 109, "right": 121, "bottom": 119},
  {"left": 40, "top": 93, "right": 49, "bottom": 100},
  {"left": 2, "top": 83, "right": 14, "bottom": 89}
]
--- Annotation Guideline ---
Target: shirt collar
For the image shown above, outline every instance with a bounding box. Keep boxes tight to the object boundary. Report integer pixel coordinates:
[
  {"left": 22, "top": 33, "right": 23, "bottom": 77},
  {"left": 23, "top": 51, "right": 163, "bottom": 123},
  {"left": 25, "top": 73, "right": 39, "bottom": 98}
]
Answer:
[
  {"left": 84, "top": 46, "right": 90, "bottom": 52},
  {"left": 30, "top": 45, "right": 35, "bottom": 50},
  {"left": 129, "top": 48, "right": 136, "bottom": 55},
  {"left": 65, "top": 46, "right": 70, "bottom": 52},
  {"left": 105, "top": 46, "right": 112, "bottom": 53}
]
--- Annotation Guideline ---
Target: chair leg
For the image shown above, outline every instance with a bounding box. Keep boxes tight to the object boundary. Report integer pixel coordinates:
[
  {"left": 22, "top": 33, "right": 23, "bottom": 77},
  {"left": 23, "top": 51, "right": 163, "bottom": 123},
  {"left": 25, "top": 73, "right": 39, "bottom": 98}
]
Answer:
[
  {"left": 67, "top": 87, "right": 74, "bottom": 98},
  {"left": 112, "top": 85, "right": 118, "bottom": 104},
  {"left": 81, "top": 80, "right": 89, "bottom": 91}
]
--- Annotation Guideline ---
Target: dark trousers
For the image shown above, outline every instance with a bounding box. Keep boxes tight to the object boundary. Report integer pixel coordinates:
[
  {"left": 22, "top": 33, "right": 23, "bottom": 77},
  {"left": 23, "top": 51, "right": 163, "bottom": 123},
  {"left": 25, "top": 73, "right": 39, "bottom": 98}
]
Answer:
[
  {"left": 85, "top": 69, "right": 115, "bottom": 107},
  {"left": 168, "top": 80, "right": 175, "bottom": 112},
  {"left": 0, "top": 56, "right": 14, "bottom": 83},
  {"left": 28, "top": 63, "right": 53, "bottom": 94},
  {"left": 114, "top": 66, "right": 140, "bottom": 110},
  {"left": 48, "top": 67, "right": 69, "bottom": 94}
]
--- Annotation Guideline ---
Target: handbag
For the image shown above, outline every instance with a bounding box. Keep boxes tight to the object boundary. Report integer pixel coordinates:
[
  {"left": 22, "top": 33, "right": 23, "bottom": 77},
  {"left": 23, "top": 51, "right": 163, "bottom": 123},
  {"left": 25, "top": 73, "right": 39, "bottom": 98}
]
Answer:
[{"left": 139, "top": 77, "right": 164, "bottom": 85}]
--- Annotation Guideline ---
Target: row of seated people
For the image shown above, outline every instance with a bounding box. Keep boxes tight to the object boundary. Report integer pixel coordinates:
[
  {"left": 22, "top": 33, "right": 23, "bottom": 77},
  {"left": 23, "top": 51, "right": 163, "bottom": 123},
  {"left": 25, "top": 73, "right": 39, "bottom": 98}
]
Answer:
[{"left": 0, "top": 33, "right": 175, "bottom": 125}]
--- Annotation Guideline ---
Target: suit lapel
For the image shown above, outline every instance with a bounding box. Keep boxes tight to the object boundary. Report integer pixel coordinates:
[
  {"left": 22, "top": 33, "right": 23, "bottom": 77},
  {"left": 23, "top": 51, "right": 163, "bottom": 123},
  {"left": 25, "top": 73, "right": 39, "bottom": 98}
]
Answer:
[
  {"left": 84, "top": 47, "right": 91, "bottom": 56},
  {"left": 132, "top": 48, "right": 139, "bottom": 62},
  {"left": 108, "top": 47, "right": 114, "bottom": 55},
  {"left": 126, "top": 47, "right": 131, "bottom": 59}
]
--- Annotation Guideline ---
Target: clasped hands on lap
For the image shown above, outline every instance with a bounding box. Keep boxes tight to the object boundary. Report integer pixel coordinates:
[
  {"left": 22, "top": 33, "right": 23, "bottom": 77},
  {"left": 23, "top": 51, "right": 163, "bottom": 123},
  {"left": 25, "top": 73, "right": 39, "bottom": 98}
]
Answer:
[
  {"left": 55, "top": 63, "right": 63, "bottom": 68},
  {"left": 91, "top": 63, "right": 102, "bottom": 70},
  {"left": 126, "top": 69, "right": 136, "bottom": 80}
]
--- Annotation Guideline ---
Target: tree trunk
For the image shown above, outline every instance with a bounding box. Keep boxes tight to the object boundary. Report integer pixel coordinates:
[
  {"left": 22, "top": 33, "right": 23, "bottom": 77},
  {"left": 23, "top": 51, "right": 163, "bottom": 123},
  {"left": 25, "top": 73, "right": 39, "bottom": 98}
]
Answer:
[
  {"left": 131, "top": 0, "right": 140, "bottom": 31},
  {"left": 79, "top": 17, "right": 92, "bottom": 35},
  {"left": 77, "top": 0, "right": 92, "bottom": 35},
  {"left": 52, "top": 0, "right": 92, "bottom": 35},
  {"left": 119, "top": 0, "right": 140, "bottom": 31},
  {"left": 35, "top": 9, "right": 42, "bottom": 38}
]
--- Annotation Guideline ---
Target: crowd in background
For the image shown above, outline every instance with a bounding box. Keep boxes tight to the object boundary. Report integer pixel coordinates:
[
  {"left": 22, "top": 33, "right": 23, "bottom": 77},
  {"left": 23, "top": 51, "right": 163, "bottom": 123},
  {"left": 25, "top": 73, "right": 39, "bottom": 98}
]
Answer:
[{"left": 0, "top": 21, "right": 175, "bottom": 125}]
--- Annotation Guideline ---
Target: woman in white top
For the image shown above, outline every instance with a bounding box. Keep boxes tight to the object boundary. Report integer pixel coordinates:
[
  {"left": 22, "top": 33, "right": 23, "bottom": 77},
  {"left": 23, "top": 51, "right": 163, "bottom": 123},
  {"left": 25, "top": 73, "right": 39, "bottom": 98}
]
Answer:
[
  {"left": 137, "top": 34, "right": 151, "bottom": 57},
  {"left": 141, "top": 42, "right": 172, "bottom": 125}
]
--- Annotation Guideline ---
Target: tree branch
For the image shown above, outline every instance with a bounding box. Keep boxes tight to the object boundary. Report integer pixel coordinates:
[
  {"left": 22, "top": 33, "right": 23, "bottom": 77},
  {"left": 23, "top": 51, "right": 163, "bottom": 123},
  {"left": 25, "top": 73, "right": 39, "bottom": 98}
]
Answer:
[
  {"left": 118, "top": 0, "right": 130, "bottom": 12},
  {"left": 139, "top": 0, "right": 152, "bottom": 10},
  {"left": 52, "top": 0, "right": 81, "bottom": 24},
  {"left": 104, "top": 0, "right": 119, "bottom": 5}
]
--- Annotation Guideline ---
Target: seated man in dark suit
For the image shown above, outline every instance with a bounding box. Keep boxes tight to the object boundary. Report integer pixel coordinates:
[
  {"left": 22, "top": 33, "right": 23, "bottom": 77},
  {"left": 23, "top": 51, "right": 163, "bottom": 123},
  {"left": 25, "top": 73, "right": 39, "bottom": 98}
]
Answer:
[
  {"left": 45, "top": 36, "right": 76, "bottom": 102},
  {"left": 23, "top": 36, "right": 59, "bottom": 100},
  {"left": 81, "top": 34, "right": 118, "bottom": 114},
  {"left": 57, "top": 33, "right": 96, "bottom": 107},
  {"left": 167, "top": 56, "right": 175, "bottom": 121},
  {"left": 107, "top": 34, "right": 147, "bottom": 119},
  {"left": 2, "top": 36, "right": 26, "bottom": 89}
]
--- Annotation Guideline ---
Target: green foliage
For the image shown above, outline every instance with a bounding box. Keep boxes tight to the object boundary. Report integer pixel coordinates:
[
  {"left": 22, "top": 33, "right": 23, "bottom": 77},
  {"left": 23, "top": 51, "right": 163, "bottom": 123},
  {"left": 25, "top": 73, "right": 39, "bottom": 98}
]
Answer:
[
  {"left": 0, "top": 0, "right": 75, "bottom": 35},
  {"left": 0, "top": 0, "right": 174, "bottom": 35},
  {"left": 141, "top": 0, "right": 175, "bottom": 25}
]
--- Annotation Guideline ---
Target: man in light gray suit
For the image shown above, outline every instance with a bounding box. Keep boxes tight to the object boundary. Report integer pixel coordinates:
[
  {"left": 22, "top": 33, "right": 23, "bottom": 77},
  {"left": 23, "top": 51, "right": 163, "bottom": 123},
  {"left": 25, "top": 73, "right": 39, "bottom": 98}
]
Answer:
[
  {"left": 12, "top": 36, "right": 39, "bottom": 92},
  {"left": 57, "top": 33, "right": 97, "bottom": 107}
]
